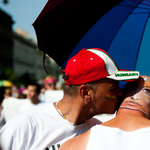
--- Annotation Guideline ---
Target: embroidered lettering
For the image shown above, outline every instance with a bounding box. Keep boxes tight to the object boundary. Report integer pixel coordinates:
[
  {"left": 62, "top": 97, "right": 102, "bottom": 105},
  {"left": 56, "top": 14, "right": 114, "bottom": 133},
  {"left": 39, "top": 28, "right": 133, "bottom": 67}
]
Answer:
[{"left": 115, "top": 73, "right": 138, "bottom": 77}]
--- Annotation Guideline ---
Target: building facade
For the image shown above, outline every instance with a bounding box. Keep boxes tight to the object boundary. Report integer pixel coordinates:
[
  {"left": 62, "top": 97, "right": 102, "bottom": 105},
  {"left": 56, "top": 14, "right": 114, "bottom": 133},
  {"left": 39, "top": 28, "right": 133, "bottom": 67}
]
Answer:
[
  {"left": 0, "top": 9, "right": 13, "bottom": 75},
  {"left": 13, "top": 30, "right": 60, "bottom": 80},
  {"left": 0, "top": 9, "right": 60, "bottom": 81}
]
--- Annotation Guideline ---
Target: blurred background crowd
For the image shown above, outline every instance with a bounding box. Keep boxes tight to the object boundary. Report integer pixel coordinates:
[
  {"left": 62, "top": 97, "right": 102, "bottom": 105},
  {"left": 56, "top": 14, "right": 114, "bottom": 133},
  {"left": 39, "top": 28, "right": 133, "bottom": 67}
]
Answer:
[
  {"left": 0, "top": 74, "right": 63, "bottom": 100},
  {"left": 0, "top": 74, "right": 64, "bottom": 129}
]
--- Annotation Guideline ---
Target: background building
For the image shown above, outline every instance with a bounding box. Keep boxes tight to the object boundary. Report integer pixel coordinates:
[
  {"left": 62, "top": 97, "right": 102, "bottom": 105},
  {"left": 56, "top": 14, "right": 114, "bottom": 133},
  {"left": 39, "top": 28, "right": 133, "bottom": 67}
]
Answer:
[
  {"left": 13, "top": 28, "right": 60, "bottom": 80},
  {"left": 0, "top": 9, "right": 13, "bottom": 75},
  {"left": 0, "top": 9, "right": 60, "bottom": 84}
]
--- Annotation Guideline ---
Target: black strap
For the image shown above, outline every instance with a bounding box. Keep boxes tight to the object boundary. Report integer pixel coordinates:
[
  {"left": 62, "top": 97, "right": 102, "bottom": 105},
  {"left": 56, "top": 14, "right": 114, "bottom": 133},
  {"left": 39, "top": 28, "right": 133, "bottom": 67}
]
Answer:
[{"left": 43, "top": 52, "right": 49, "bottom": 75}]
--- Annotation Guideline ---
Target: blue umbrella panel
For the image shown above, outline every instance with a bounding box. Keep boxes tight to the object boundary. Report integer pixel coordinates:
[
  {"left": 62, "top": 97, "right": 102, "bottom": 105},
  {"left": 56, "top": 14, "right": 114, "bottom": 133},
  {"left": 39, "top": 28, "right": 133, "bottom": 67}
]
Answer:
[{"left": 63, "top": 0, "right": 150, "bottom": 77}]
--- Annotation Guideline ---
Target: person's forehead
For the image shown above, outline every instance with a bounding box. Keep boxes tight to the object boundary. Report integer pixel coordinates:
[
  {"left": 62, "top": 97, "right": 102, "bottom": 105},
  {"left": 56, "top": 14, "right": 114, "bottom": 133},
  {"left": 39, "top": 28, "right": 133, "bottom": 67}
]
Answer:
[
  {"left": 125, "top": 81, "right": 141, "bottom": 90},
  {"left": 28, "top": 85, "right": 36, "bottom": 90},
  {"left": 138, "top": 76, "right": 150, "bottom": 88},
  {"left": 124, "top": 79, "right": 150, "bottom": 93}
]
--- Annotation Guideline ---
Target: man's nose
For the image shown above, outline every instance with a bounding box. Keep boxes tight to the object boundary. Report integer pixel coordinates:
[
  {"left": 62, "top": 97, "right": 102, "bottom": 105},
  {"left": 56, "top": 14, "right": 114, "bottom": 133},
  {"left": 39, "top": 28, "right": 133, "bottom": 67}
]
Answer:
[{"left": 131, "top": 95, "right": 141, "bottom": 100}]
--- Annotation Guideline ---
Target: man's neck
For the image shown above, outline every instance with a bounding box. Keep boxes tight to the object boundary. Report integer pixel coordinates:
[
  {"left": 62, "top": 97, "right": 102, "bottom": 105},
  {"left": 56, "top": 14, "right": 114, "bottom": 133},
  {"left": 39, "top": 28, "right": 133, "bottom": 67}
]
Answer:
[
  {"left": 101, "top": 108, "right": 150, "bottom": 132},
  {"left": 31, "top": 99, "right": 41, "bottom": 105},
  {"left": 116, "top": 109, "right": 144, "bottom": 118},
  {"left": 54, "top": 98, "right": 93, "bottom": 125}
]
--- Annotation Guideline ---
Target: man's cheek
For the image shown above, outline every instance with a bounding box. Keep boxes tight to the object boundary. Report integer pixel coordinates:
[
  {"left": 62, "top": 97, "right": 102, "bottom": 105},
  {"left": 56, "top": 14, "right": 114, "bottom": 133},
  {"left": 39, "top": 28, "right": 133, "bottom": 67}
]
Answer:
[{"left": 105, "top": 93, "right": 116, "bottom": 101}]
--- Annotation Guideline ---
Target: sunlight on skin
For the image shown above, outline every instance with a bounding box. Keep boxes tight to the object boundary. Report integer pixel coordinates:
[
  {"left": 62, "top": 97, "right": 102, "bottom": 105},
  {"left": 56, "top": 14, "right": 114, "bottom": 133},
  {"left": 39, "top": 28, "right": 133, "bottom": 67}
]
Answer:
[{"left": 120, "top": 76, "right": 150, "bottom": 118}]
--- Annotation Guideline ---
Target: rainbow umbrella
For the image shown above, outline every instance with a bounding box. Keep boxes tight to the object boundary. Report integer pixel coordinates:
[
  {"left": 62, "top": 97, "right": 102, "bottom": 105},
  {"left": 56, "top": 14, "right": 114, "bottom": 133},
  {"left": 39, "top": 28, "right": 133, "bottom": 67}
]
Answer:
[
  {"left": 69, "top": 0, "right": 150, "bottom": 76},
  {"left": 33, "top": 0, "right": 150, "bottom": 77},
  {"left": 32, "top": 0, "right": 123, "bottom": 67}
]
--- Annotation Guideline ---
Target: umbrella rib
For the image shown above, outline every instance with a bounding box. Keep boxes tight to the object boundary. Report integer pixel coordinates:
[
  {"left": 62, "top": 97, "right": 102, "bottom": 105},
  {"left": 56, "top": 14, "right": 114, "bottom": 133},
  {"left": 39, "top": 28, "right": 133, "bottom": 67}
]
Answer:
[
  {"left": 130, "top": 0, "right": 150, "bottom": 7},
  {"left": 118, "top": 5, "right": 137, "bottom": 8},
  {"left": 107, "top": 1, "right": 148, "bottom": 52},
  {"left": 133, "top": 12, "right": 150, "bottom": 14},
  {"left": 43, "top": 52, "right": 49, "bottom": 75},
  {"left": 106, "top": 2, "right": 146, "bottom": 69},
  {"left": 136, "top": 6, "right": 150, "bottom": 10},
  {"left": 106, "top": 6, "right": 136, "bottom": 52}
]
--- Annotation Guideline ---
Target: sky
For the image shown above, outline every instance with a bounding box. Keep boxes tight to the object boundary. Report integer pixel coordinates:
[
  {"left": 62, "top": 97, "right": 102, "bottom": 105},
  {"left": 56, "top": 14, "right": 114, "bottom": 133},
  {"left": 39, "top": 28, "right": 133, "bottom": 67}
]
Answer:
[{"left": 0, "top": 0, "right": 48, "bottom": 40}]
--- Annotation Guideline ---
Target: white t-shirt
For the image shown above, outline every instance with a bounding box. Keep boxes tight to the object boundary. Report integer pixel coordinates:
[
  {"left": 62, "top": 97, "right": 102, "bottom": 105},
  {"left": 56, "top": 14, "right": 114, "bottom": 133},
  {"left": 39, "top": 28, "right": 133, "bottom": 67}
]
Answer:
[
  {"left": 0, "top": 102, "right": 101, "bottom": 150},
  {"left": 44, "top": 90, "right": 64, "bottom": 102},
  {"left": 0, "top": 109, "right": 6, "bottom": 129},
  {"left": 86, "top": 125, "right": 150, "bottom": 150},
  {"left": 19, "top": 100, "right": 46, "bottom": 113}
]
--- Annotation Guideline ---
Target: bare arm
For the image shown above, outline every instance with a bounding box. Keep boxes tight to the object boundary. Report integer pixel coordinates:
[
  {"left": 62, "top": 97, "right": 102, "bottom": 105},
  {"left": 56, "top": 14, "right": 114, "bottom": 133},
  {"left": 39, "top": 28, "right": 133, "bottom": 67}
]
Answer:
[{"left": 59, "top": 129, "right": 91, "bottom": 150}]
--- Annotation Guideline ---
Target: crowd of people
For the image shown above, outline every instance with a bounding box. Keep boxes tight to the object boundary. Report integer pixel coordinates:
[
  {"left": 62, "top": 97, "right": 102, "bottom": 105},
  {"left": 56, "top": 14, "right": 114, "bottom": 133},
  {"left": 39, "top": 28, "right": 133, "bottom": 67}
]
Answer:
[
  {"left": 0, "top": 75, "right": 63, "bottom": 129},
  {"left": 0, "top": 48, "right": 144, "bottom": 150},
  {"left": 1, "top": 75, "right": 62, "bottom": 99}
]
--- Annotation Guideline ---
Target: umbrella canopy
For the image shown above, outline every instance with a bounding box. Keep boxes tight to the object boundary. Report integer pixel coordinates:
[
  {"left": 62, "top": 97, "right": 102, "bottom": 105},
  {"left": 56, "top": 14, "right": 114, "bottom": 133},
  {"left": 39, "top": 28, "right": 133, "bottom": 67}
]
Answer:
[
  {"left": 32, "top": 0, "right": 123, "bottom": 67},
  {"left": 33, "top": 0, "right": 150, "bottom": 76},
  {"left": 0, "top": 80, "right": 12, "bottom": 87},
  {"left": 71, "top": 0, "right": 150, "bottom": 75}
]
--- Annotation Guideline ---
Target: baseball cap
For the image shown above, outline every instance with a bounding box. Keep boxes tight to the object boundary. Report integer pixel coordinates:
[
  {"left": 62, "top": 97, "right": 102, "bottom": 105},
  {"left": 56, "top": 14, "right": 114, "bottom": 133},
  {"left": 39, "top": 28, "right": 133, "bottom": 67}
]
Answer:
[{"left": 62, "top": 48, "right": 139, "bottom": 85}]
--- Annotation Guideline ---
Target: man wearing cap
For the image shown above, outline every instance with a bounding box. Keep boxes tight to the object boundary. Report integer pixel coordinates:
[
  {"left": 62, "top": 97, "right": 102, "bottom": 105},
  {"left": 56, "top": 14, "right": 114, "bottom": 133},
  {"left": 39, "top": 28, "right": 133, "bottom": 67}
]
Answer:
[
  {"left": 44, "top": 75, "right": 57, "bottom": 90},
  {"left": 59, "top": 75, "right": 150, "bottom": 150},
  {"left": 0, "top": 48, "right": 139, "bottom": 150}
]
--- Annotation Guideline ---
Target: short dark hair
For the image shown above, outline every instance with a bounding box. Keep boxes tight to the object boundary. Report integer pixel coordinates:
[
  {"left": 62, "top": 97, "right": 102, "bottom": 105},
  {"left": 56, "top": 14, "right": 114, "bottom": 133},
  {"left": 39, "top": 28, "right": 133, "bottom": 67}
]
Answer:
[
  {"left": 62, "top": 79, "right": 101, "bottom": 98},
  {"left": 28, "top": 83, "right": 41, "bottom": 93}
]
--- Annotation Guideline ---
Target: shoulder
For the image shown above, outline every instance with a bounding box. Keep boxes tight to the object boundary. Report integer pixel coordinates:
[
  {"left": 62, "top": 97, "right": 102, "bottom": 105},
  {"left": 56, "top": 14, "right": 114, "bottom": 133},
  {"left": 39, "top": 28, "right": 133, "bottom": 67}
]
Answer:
[
  {"left": 87, "top": 117, "right": 102, "bottom": 126},
  {"left": 59, "top": 129, "right": 91, "bottom": 150},
  {"left": 1, "top": 112, "right": 33, "bottom": 132},
  {"left": 0, "top": 111, "right": 39, "bottom": 150},
  {"left": 0, "top": 113, "right": 33, "bottom": 145}
]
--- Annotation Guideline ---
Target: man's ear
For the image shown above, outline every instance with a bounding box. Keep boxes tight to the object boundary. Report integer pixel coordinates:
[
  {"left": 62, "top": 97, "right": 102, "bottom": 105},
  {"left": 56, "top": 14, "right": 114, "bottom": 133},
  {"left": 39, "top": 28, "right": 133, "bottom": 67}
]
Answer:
[{"left": 79, "top": 85, "right": 91, "bottom": 103}]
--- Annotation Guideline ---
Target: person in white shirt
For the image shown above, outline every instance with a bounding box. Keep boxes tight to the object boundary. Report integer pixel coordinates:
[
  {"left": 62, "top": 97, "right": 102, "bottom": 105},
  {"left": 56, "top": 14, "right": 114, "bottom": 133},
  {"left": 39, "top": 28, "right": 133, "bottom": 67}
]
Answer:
[
  {"left": 0, "top": 94, "right": 6, "bottom": 129},
  {"left": 59, "top": 75, "right": 150, "bottom": 150},
  {"left": 20, "top": 83, "right": 45, "bottom": 113},
  {"left": 0, "top": 48, "right": 139, "bottom": 150}
]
